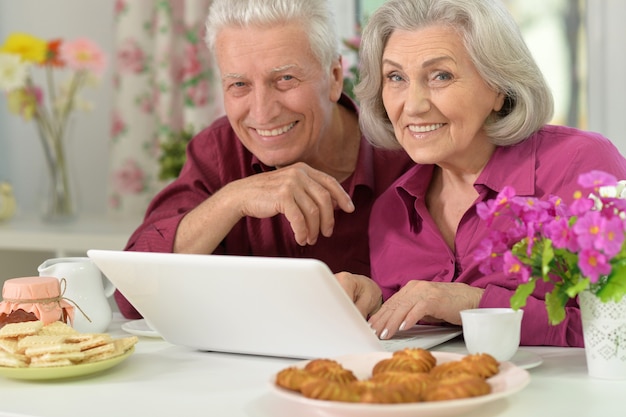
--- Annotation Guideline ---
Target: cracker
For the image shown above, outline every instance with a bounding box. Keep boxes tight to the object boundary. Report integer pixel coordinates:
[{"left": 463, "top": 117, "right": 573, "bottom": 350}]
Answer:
[
  {"left": 29, "top": 358, "right": 73, "bottom": 368},
  {"left": 38, "top": 321, "right": 79, "bottom": 336},
  {"left": 0, "top": 350, "right": 28, "bottom": 367},
  {"left": 17, "top": 335, "right": 68, "bottom": 353},
  {"left": 24, "top": 342, "right": 82, "bottom": 357},
  {"left": 74, "top": 334, "right": 112, "bottom": 351},
  {"left": 83, "top": 336, "right": 137, "bottom": 363},
  {"left": 0, "top": 321, "right": 44, "bottom": 338},
  {"left": 83, "top": 348, "right": 123, "bottom": 363},
  {"left": 0, "top": 338, "right": 19, "bottom": 354},
  {"left": 30, "top": 351, "right": 85, "bottom": 364},
  {"left": 114, "top": 336, "right": 139, "bottom": 353},
  {"left": 0, "top": 320, "right": 138, "bottom": 368},
  {"left": 81, "top": 341, "right": 115, "bottom": 357}
]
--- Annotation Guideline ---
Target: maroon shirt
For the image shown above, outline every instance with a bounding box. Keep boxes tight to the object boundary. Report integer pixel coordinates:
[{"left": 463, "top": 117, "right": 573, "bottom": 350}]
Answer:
[{"left": 116, "top": 96, "right": 414, "bottom": 318}]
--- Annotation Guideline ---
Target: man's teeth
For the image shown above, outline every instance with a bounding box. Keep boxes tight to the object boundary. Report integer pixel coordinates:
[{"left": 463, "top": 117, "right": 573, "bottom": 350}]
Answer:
[
  {"left": 256, "top": 122, "right": 296, "bottom": 137},
  {"left": 408, "top": 123, "right": 444, "bottom": 133}
]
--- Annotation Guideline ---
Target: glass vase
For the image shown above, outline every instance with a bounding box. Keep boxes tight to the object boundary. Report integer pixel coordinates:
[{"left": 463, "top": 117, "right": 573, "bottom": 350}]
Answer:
[
  {"left": 39, "top": 131, "right": 78, "bottom": 223},
  {"left": 579, "top": 290, "right": 626, "bottom": 379}
]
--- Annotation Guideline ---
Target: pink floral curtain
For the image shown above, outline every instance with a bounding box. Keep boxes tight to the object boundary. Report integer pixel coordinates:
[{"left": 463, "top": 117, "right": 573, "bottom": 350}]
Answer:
[{"left": 108, "top": 0, "right": 223, "bottom": 219}]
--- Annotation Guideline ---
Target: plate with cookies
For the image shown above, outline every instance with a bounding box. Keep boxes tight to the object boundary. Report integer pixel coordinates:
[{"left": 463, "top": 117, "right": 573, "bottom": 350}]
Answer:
[
  {"left": 0, "top": 320, "right": 138, "bottom": 380},
  {"left": 270, "top": 348, "right": 530, "bottom": 417}
]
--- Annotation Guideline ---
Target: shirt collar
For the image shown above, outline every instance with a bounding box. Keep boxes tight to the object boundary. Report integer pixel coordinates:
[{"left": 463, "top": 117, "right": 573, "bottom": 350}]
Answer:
[
  {"left": 475, "top": 136, "right": 537, "bottom": 196},
  {"left": 395, "top": 134, "right": 539, "bottom": 204}
]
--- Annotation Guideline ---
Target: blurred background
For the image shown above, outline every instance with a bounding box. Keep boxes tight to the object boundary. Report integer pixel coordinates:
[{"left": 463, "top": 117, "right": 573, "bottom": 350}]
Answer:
[{"left": 0, "top": 0, "right": 624, "bottom": 280}]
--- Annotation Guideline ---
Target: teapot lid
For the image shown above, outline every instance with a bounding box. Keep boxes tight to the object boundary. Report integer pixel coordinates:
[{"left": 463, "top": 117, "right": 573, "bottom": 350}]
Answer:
[{"left": 0, "top": 277, "right": 75, "bottom": 324}]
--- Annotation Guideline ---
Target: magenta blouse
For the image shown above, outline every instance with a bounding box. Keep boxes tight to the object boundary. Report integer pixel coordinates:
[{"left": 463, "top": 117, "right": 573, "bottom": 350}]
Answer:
[{"left": 369, "top": 125, "right": 626, "bottom": 347}]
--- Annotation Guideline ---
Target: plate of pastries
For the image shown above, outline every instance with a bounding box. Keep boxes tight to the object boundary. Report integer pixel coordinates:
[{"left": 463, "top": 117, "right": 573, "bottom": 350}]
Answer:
[
  {"left": 271, "top": 348, "right": 530, "bottom": 417},
  {"left": 0, "top": 320, "right": 138, "bottom": 380}
]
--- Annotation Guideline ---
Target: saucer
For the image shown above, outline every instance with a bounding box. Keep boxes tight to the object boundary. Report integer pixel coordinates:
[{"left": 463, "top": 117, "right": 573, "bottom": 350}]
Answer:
[
  {"left": 121, "top": 319, "right": 161, "bottom": 338},
  {"left": 508, "top": 349, "right": 543, "bottom": 370}
]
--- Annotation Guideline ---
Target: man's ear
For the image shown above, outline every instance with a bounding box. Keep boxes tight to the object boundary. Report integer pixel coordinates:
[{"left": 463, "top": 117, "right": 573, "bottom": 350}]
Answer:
[{"left": 329, "top": 56, "right": 345, "bottom": 102}]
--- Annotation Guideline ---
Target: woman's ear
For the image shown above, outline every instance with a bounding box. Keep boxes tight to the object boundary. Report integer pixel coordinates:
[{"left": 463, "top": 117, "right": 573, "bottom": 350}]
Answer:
[{"left": 494, "top": 91, "right": 506, "bottom": 112}]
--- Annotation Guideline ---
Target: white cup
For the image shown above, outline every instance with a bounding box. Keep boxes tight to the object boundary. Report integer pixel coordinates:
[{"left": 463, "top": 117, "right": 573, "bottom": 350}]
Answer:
[{"left": 460, "top": 308, "right": 524, "bottom": 362}]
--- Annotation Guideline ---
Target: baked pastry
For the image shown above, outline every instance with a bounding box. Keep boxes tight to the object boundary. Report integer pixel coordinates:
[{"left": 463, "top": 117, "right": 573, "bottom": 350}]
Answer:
[
  {"left": 422, "top": 373, "right": 492, "bottom": 401},
  {"left": 370, "top": 370, "right": 431, "bottom": 396},
  {"left": 460, "top": 353, "right": 500, "bottom": 378},
  {"left": 274, "top": 351, "right": 499, "bottom": 404},
  {"left": 429, "top": 360, "right": 474, "bottom": 380},
  {"left": 304, "top": 358, "right": 343, "bottom": 373},
  {"left": 430, "top": 353, "right": 499, "bottom": 380},
  {"left": 300, "top": 378, "right": 360, "bottom": 402},
  {"left": 309, "top": 364, "right": 358, "bottom": 384},
  {"left": 275, "top": 367, "right": 314, "bottom": 392},
  {"left": 358, "top": 382, "right": 422, "bottom": 404},
  {"left": 393, "top": 348, "right": 437, "bottom": 371},
  {"left": 303, "top": 358, "right": 357, "bottom": 384},
  {"left": 372, "top": 354, "right": 431, "bottom": 375}
]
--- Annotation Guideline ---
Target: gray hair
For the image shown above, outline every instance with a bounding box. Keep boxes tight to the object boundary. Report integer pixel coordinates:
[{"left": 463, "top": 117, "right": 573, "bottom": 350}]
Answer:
[
  {"left": 355, "top": 0, "right": 554, "bottom": 149},
  {"left": 205, "top": 0, "right": 339, "bottom": 70}
]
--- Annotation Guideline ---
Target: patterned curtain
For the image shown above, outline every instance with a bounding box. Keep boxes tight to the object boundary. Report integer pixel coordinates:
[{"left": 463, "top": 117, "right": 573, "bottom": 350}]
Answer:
[{"left": 108, "top": 0, "right": 223, "bottom": 219}]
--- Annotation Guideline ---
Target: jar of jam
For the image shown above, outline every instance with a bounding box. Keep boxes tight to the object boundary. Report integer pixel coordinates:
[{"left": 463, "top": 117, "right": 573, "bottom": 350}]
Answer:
[{"left": 0, "top": 276, "right": 75, "bottom": 328}]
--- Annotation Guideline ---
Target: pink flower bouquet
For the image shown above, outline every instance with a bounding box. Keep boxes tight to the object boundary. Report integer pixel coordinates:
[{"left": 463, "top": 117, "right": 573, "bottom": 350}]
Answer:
[{"left": 475, "top": 170, "right": 626, "bottom": 325}]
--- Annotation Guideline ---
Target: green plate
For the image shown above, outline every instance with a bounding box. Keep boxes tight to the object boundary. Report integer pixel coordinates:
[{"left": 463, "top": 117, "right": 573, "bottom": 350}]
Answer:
[{"left": 0, "top": 347, "right": 134, "bottom": 381}]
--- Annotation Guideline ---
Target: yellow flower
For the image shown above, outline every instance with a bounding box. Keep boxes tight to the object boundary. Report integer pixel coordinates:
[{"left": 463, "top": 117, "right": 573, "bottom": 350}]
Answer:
[{"left": 0, "top": 33, "right": 47, "bottom": 64}]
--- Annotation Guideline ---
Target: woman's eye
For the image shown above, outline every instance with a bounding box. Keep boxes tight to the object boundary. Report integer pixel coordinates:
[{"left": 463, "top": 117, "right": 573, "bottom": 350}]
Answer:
[
  {"left": 434, "top": 71, "right": 453, "bottom": 81},
  {"left": 385, "top": 72, "right": 404, "bottom": 82}
]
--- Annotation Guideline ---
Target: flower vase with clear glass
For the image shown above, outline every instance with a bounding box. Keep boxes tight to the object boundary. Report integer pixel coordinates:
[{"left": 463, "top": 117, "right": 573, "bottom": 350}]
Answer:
[
  {"left": 0, "top": 33, "right": 106, "bottom": 222},
  {"left": 475, "top": 170, "right": 626, "bottom": 379},
  {"left": 37, "top": 121, "right": 77, "bottom": 222}
]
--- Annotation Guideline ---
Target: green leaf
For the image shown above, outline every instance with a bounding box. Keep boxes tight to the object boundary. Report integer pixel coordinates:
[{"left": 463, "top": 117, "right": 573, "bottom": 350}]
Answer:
[
  {"left": 545, "top": 288, "right": 568, "bottom": 325},
  {"left": 510, "top": 281, "right": 536, "bottom": 310},
  {"left": 564, "top": 277, "right": 590, "bottom": 298},
  {"left": 596, "top": 266, "right": 626, "bottom": 303},
  {"left": 541, "top": 240, "right": 555, "bottom": 277},
  {"left": 158, "top": 129, "right": 194, "bottom": 180}
]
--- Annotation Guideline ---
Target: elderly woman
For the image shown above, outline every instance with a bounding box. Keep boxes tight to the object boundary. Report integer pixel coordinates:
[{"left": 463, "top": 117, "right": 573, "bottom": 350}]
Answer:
[{"left": 337, "top": 0, "right": 626, "bottom": 347}]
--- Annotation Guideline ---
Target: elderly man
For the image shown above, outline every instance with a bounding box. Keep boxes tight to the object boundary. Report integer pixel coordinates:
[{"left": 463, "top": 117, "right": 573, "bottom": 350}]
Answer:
[{"left": 115, "top": 0, "right": 413, "bottom": 318}]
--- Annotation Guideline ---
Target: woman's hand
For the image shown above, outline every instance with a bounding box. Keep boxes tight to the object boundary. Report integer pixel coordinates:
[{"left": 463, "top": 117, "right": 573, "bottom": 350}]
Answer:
[
  {"left": 368, "top": 280, "right": 484, "bottom": 339},
  {"left": 334, "top": 272, "right": 383, "bottom": 319}
]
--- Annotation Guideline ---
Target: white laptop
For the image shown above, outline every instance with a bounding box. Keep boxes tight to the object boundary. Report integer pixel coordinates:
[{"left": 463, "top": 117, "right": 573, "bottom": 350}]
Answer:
[{"left": 87, "top": 249, "right": 461, "bottom": 359}]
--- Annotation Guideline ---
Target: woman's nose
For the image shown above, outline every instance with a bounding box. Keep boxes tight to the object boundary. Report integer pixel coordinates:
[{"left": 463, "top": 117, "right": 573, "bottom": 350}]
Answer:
[{"left": 404, "top": 83, "right": 431, "bottom": 115}]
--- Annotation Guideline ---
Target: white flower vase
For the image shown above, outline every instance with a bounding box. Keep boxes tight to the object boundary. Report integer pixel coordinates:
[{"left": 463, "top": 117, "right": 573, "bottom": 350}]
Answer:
[
  {"left": 37, "top": 129, "right": 78, "bottom": 223},
  {"left": 579, "top": 290, "right": 626, "bottom": 379}
]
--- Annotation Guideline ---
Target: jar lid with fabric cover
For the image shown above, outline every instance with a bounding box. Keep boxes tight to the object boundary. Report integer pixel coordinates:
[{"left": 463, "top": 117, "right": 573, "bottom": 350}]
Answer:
[{"left": 0, "top": 276, "right": 75, "bottom": 328}]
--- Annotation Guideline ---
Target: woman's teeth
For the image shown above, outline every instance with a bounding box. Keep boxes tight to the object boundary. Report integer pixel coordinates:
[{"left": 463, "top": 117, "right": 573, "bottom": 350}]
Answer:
[{"left": 408, "top": 123, "right": 444, "bottom": 133}]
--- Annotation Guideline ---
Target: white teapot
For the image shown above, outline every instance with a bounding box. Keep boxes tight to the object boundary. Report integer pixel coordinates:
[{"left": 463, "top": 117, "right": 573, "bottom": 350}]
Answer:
[{"left": 38, "top": 257, "right": 116, "bottom": 333}]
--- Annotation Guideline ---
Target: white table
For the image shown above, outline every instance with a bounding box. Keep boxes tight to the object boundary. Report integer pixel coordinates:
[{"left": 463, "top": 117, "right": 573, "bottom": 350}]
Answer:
[{"left": 0, "top": 315, "right": 622, "bottom": 417}]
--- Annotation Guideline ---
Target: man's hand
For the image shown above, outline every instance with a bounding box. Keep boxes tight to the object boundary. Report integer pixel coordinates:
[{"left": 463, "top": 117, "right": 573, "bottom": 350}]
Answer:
[
  {"left": 174, "top": 162, "right": 354, "bottom": 254},
  {"left": 233, "top": 162, "right": 354, "bottom": 245}
]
